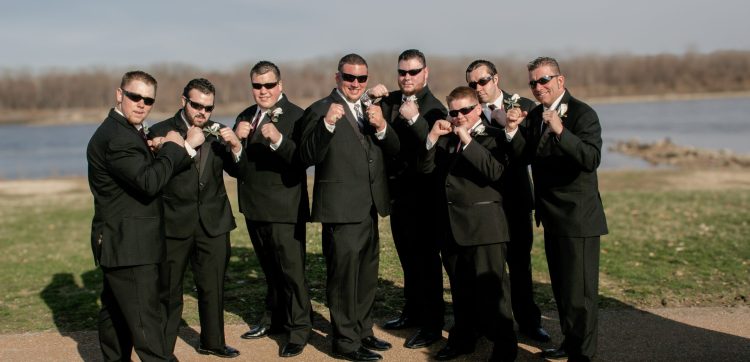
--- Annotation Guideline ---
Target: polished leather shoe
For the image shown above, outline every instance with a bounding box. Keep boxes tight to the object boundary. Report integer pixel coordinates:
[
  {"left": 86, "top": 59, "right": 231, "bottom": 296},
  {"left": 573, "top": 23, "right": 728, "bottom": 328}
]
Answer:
[
  {"left": 332, "top": 346, "right": 383, "bottom": 361},
  {"left": 434, "top": 344, "right": 474, "bottom": 361},
  {"left": 520, "top": 326, "right": 551, "bottom": 342},
  {"left": 542, "top": 347, "right": 569, "bottom": 360},
  {"left": 361, "top": 336, "right": 391, "bottom": 351},
  {"left": 279, "top": 342, "right": 305, "bottom": 357},
  {"left": 381, "top": 315, "right": 414, "bottom": 330},
  {"left": 240, "top": 325, "right": 282, "bottom": 339},
  {"left": 196, "top": 345, "right": 240, "bottom": 358},
  {"left": 404, "top": 329, "right": 441, "bottom": 349}
]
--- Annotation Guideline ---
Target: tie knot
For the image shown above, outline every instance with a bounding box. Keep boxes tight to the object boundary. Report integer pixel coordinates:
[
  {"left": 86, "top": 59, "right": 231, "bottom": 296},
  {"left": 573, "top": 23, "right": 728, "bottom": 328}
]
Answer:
[{"left": 488, "top": 104, "right": 497, "bottom": 111}]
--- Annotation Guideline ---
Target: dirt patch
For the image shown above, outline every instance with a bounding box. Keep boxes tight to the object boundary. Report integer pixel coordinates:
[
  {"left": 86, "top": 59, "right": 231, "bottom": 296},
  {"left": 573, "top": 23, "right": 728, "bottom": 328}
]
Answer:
[
  {"left": 0, "top": 178, "right": 89, "bottom": 196},
  {"left": 610, "top": 138, "right": 750, "bottom": 169}
]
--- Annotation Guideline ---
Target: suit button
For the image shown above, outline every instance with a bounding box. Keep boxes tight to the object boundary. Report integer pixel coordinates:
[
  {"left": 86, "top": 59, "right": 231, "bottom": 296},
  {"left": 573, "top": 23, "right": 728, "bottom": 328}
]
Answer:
[
  {"left": 199, "top": 182, "right": 205, "bottom": 190},
  {"left": 446, "top": 183, "right": 452, "bottom": 187}
]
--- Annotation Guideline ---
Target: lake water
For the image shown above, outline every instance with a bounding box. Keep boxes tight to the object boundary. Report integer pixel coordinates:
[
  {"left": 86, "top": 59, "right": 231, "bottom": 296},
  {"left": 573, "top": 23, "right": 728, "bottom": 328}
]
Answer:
[{"left": 1, "top": 97, "right": 748, "bottom": 179}]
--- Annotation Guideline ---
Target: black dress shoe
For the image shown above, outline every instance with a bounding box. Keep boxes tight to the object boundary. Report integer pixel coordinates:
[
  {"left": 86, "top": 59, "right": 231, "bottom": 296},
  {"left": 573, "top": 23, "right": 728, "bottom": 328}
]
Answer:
[
  {"left": 196, "top": 345, "right": 240, "bottom": 358},
  {"left": 332, "top": 346, "right": 383, "bottom": 361},
  {"left": 542, "top": 347, "right": 569, "bottom": 360},
  {"left": 404, "top": 329, "right": 441, "bottom": 349},
  {"left": 434, "top": 344, "right": 474, "bottom": 361},
  {"left": 381, "top": 315, "right": 414, "bottom": 330},
  {"left": 519, "top": 326, "right": 551, "bottom": 342},
  {"left": 240, "top": 325, "right": 269, "bottom": 339},
  {"left": 279, "top": 342, "right": 305, "bottom": 358},
  {"left": 361, "top": 336, "right": 391, "bottom": 351}
]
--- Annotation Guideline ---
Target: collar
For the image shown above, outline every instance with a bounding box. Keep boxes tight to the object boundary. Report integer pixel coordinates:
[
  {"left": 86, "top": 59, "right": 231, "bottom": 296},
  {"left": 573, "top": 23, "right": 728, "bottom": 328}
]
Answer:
[
  {"left": 256, "top": 93, "right": 285, "bottom": 114},
  {"left": 335, "top": 89, "right": 360, "bottom": 108},
  {"left": 114, "top": 107, "right": 145, "bottom": 131},
  {"left": 544, "top": 91, "right": 566, "bottom": 111}
]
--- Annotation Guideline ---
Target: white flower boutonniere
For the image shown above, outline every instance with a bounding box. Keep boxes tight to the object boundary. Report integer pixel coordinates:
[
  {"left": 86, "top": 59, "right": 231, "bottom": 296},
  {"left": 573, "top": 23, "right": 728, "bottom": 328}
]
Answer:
[
  {"left": 203, "top": 123, "right": 221, "bottom": 137},
  {"left": 558, "top": 103, "right": 568, "bottom": 119},
  {"left": 142, "top": 121, "right": 150, "bottom": 136},
  {"left": 268, "top": 107, "right": 283, "bottom": 123},
  {"left": 472, "top": 123, "right": 487, "bottom": 136},
  {"left": 405, "top": 95, "right": 417, "bottom": 103},
  {"left": 503, "top": 93, "right": 521, "bottom": 110}
]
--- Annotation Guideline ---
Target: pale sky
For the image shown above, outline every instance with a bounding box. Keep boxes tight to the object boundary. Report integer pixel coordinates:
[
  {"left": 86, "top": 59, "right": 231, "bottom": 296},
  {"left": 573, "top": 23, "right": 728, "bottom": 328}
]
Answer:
[{"left": 3, "top": 0, "right": 748, "bottom": 70}]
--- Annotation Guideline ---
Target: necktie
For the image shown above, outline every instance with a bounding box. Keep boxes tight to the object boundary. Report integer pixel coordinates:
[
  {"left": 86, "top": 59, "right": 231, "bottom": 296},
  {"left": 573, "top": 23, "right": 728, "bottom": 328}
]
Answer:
[
  {"left": 488, "top": 104, "right": 497, "bottom": 111},
  {"left": 353, "top": 103, "right": 365, "bottom": 129},
  {"left": 250, "top": 111, "right": 263, "bottom": 136},
  {"left": 138, "top": 127, "right": 148, "bottom": 144}
]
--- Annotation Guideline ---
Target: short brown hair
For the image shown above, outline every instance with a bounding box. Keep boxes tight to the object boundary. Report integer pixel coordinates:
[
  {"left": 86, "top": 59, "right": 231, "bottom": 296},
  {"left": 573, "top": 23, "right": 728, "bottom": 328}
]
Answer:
[
  {"left": 398, "top": 49, "right": 426, "bottom": 67},
  {"left": 527, "top": 56, "right": 561, "bottom": 74},
  {"left": 337, "top": 53, "right": 368, "bottom": 72},
  {"left": 250, "top": 60, "right": 281, "bottom": 80},
  {"left": 446, "top": 86, "right": 478, "bottom": 105},
  {"left": 120, "top": 70, "right": 157, "bottom": 90},
  {"left": 182, "top": 78, "right": 215, "bottom": 98}
]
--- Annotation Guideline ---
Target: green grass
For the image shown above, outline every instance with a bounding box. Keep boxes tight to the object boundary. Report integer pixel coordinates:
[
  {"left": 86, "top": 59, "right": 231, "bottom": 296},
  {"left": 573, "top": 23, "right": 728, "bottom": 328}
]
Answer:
[{"left": 1, "top": 170, "right": 749, "bottom": 333}]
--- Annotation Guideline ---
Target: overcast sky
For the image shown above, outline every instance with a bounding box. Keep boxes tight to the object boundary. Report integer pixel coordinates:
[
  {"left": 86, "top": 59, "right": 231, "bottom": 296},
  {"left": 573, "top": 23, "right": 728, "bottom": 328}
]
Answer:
[{"left": 3, "top": 0, "right": 748, "bottom": 71}]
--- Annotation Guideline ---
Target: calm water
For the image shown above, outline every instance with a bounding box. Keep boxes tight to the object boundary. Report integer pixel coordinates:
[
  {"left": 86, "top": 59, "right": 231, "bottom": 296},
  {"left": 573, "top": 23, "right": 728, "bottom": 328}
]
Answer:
[{"left": 1, "top": 97, "right": 749, "bottom": 179}]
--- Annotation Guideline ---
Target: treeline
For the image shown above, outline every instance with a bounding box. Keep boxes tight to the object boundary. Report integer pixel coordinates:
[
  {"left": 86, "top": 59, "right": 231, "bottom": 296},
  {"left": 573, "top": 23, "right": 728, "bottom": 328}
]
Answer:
[{"left": 1, "top": 50, "right": 749, "bottom": 115}]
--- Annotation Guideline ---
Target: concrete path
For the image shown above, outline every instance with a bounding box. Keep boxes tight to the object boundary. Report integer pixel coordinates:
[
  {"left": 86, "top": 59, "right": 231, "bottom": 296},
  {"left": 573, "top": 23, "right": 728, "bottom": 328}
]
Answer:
[{"left": 1, "top": 307, "right": 749, "bottom": 361}]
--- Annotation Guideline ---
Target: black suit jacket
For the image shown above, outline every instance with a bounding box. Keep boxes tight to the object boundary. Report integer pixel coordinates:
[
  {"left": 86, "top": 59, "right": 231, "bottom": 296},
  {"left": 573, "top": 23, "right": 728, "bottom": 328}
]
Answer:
[
  {"left": 509, "top": 90, "right": 608, "bottom": 237},
  {"left": 233, "top": 95, "right": 310, "bottom": 223},
  {"left": 379, "top": 85, "right": 447, "bottom": 199},
  {"left": 149, "top": 112, "right": 238, "bottom": 238},
  {"left": 300, "top": 89, "right": 400, "bottom": 223},
  {"left": 87, "top": 109, "right": 193, "bottom": 267},
  {"left": 419, "top": 126, "right": 510, "bottom": 246}
]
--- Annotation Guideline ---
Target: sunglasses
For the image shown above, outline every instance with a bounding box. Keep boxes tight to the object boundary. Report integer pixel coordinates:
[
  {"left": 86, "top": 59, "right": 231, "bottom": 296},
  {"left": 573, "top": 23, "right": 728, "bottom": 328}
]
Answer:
[
  {"left": 121, "top": 88, "right": 155, "bottom": 106},
  {"left": 448, "top": 104, "right": 477, "bottom": 117},
  {"left": 340, "top": 72, "right": 368, "bottom": 83},
  {"left": 397, "top": 67, "right": 423, "bottom": 77},
  {"left": 251, "top": 82, "right": 279, "bottom": 90},
  {"left": 468, "top": 75, "right": 494, "bottom": 89},
  {"left": 184, "top": 97, "right": 215, "bottom": 112},
  {"left": 528, "top": 75, "right": 560, "bottom": 88}
]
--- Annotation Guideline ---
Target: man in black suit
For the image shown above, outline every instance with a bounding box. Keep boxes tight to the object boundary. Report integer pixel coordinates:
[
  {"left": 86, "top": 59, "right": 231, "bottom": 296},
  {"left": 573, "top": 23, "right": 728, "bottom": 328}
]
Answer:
[
  {"left": 419, "top": 86, "right": 517, "bottom": 362},
  {"left": 506, "top": 57, "right": 608, "bottom": 362},
  {"left": 150, "top": 78, "right": 241, "bottom": 359},
  {"left": 368, "top": 49, "right": 447, "bottom": 349},
  {"left": 87, "top": 70, "right": 197, "bottom": 362},
  {"left": 299, "top": 53, "right": 399, "bottom": 362},
  {"left": 233, "top": 61, "right": 312, "bottom": 358},
  {"left": 465, "top": 60, "right": 550, "bottom": 343}
]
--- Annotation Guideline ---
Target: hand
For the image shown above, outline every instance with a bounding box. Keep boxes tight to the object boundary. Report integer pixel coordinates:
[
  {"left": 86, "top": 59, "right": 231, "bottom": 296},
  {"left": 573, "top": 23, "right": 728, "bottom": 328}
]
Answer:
[
  {"left": 542, "top": 109, "right": 564, "bottom": 135},
  {"left": 367, "top": 104, "right": 386, "bottom": 131},
  {"left": 490, "top": 107, "right": 507, "bottom": 127},
  {"left": 185, "top": 126, "right": 205, "bottom": 148},
  {"left": 220, "top": 127, "right": 242, "bottom": 153},
  {"left": 147, "top": 136, "right": 164, "bottom": 152},
  {"left": 399, "top": 100, "right": 419, "bottom": 121},
  {"left": 506, "top": 107, "right": 527, "bottom": 132},
  {"left": 427, "top": 119, "right": 452, "bottom": 145},
  {"left": 235, "top": 120, "right": 252, "bottom": 139},
  {"left": 260, "top": 123, "right": 282, "bottom": 144},
  {"left": 368, "top": 84, "right": 389, "bottom": 98},
  {"left": 163, "top": 130, "right": 185, "bottom": 148},
  {"left": 325, "top": 103, "right": 345, "bottom": 125},
  {"left": 454, "top": 125, "right": 472, "bottom": 145}
]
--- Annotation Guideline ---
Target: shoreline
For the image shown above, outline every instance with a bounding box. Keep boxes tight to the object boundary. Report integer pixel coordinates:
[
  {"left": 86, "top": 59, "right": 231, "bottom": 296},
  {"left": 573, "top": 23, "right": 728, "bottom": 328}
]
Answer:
[{"left": 2, "top": 91, "right": 749, "bottom": 126}]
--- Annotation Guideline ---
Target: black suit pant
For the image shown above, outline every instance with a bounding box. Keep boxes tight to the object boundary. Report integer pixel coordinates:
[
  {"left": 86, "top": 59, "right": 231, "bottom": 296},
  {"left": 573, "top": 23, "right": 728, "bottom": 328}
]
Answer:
[
  {"left": 246, "top": 218, "right": 311, "bottom": 344},
  {"left": 160, "top": 223, "right": 230, "bottom": 352},
  {"left": 544, "top": 233, "right": 600, "bottom": 360},
  {"left": 322, "top": 209, "right": 379, "bottom": 353},
  {"left": 99, "top": 264, "right": 171, "bottom": 362},
  {"left": 505, "top": 209, "right": 542, "bottom": 329}
]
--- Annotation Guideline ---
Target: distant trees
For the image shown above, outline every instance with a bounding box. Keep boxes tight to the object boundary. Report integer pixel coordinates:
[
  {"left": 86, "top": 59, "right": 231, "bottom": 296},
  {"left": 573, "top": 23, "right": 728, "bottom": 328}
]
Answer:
[{"left": 1, "top": 51, "right": 749, "bottom": 115}]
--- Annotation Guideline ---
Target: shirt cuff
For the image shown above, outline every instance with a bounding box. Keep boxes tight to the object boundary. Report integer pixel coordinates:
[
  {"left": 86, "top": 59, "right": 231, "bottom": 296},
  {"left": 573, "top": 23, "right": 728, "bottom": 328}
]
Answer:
[
  {"left": 425, "top": 138, "right": 435, "bottom": 150},
  {"left": 232, "top": 145, "right": 243, "bottom": 162},
  {"left": 325, "top": 121, "right": 336, "bottom": 133},
  {"left": 185, "top": 142, "right": 197, "bottom": 158},
  {"left": 407, "top": 113, "right": 419, "bottom": 126},
  {"left": 375, "top": 123, "right": 387, "bottom": 140},
  {"left": 505, "top": 128, "right": 519, "bottom": 142},
  {"left": 270, "top": 135, "right": 283, "bottom": 151}
]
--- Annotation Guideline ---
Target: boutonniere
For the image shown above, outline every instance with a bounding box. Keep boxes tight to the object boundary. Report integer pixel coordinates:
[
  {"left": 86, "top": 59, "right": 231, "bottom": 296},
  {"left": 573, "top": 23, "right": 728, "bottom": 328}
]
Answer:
[
  {"left": 405, "top": 95, "right": 417, "bottom": 103},
  {"left": 267, "top": 106, "right": 283, "bottom": 123},
  {"left": 142, "top": 121, "right": 150, "bottom": 136},
  {"left": 472, "top": 123, "right": 487, "bottom": 136},
  {"left": 558, "top": 103, "right": 568, "bottom": 119},
  {"left": 503, "top": 93, "right": 521, "bottom": 110},
  {"left": 203, "top": 123, "right": 221, "bottom": 137}
]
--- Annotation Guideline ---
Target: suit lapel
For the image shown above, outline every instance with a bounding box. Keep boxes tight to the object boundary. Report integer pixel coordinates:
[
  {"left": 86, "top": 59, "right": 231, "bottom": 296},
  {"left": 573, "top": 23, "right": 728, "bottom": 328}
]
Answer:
[{"left": 331, "top": 90, "right": 366, "bottom": 143}]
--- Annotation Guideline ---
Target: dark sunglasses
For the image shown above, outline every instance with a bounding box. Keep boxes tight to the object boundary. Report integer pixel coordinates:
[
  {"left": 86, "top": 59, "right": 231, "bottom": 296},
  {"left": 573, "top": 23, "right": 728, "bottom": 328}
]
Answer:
[
  {"left": 468, "top": 75, "right": 494, "bottom": 89},
  {"left": 251, "top": 82, "right": 279, "bottom": 90},
  {"left": 448, "top": 104, "right": 477, "bottom": 117},
  {"left": 121, "top": 88, "right": 155, "bottom": 106},
  {"left": 340, "top": 72, "right": 368, "bottom": 83},
  {"left": 528, "top": 75, "right": 560, "bottom": 88},
  {"left": 184, "top": 97, "right": 215, "bottom": 112},
  {"left": 397, "top": 67, "right": 423, "bottom": 77}
]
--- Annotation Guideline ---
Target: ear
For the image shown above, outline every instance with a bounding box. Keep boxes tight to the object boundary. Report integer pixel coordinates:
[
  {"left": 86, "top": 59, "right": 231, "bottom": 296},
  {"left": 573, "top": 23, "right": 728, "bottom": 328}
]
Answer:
[
  {"left": 334, "top": 72, "right": 341, "bottom": 83},
  {"left": 115, "top": 88, "right": 123, "bottom": 104},
  {"left": 278, "top": 80, "right": 283, "bottom": 93},
  {"left": 180, "top": 96, "right": 187, "bottom": 108},
  {"left": 424, "top": 66, "right": 430, "bottom": 82}
]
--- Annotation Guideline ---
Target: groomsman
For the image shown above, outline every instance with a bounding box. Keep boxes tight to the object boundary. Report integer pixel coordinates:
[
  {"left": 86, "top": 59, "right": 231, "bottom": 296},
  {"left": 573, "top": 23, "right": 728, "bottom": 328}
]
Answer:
[
  {"left": 368, "top": 49, "right": 447, "bottom": 349},
  {"left": 506, "top": 57, "right": 608, "bottom": 362},
  {"left": 299, "top": 53, "right": 399, "bottom": 362},
  {"left": 234, "top": 61, "right": 312, "bottom": 358},
  {"left": 465, "top": 60, "right": 550, "bottom": 342},
  {"left": 419, "top": 86, "right": 517, "bottom": 362},
  {"left": 87, "top": 70, "right": 195, "bottom": 361},
  {"left": 150, "top": 78, "right": 241, "bottom": 358}
]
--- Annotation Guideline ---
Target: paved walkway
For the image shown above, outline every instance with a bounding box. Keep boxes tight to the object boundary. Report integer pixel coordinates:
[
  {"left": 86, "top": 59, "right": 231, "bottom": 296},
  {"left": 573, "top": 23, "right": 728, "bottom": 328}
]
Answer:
[{"left": 1, "top": 307, "right": 749, "bottom": 361}]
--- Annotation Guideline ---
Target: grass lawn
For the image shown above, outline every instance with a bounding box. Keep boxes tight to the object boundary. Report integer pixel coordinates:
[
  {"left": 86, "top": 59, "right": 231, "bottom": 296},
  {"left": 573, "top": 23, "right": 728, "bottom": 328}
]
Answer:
[{"left": 0, "top": 169, "right": 748, "bottom": 334}]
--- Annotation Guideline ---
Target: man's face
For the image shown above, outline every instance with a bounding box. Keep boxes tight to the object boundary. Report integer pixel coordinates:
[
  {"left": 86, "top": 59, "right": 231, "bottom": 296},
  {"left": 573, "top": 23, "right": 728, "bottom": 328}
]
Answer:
[
  {"left": 181, "top": 89, "right": 214, "bottom": 128},
  {"left": 116, "top": 80, "right": 155, "bottom": 125},
  {"left": 251, "top": 71, "right": 283, "bottom": 110},
  {"left": 529, "top": 65, "right": 565, "bottom": 107},
  {"left": 448, "top": 96, "right": 480, "bottom": 130},
  {"left": 466, "top": 65, "right": 500, "bottom": 104},
  {"left": 397, "top": 58, "right": 428, "bottom": 96},
  {"left": 335, "top": 63, "right": 368, "bottom": 102}
]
